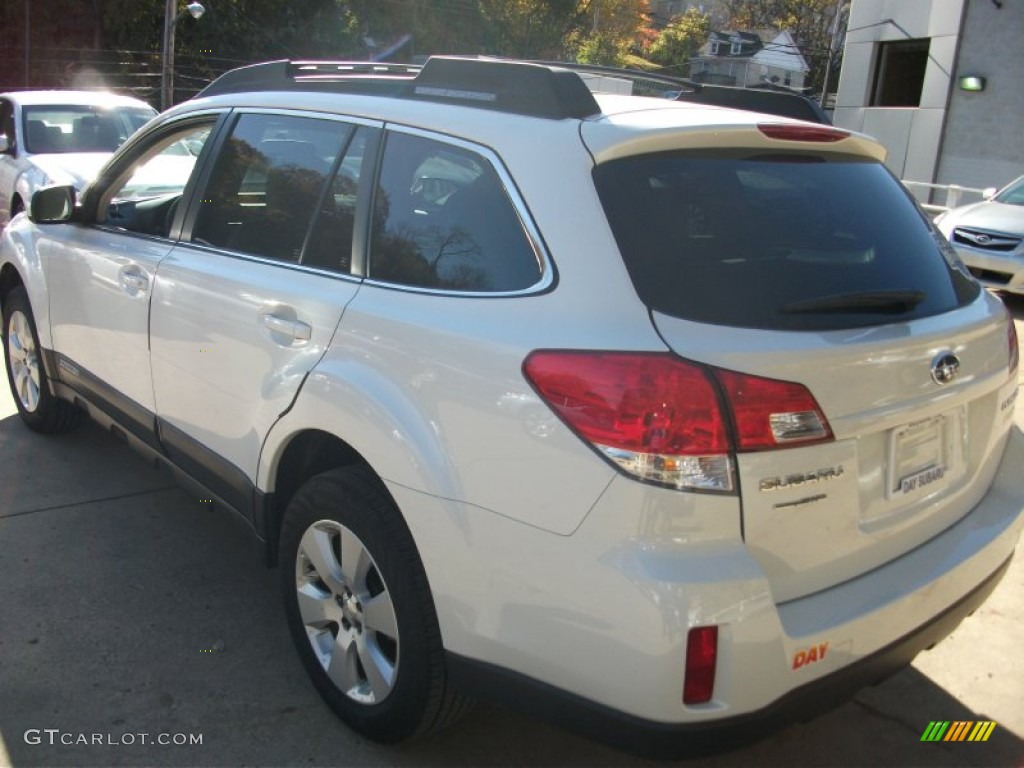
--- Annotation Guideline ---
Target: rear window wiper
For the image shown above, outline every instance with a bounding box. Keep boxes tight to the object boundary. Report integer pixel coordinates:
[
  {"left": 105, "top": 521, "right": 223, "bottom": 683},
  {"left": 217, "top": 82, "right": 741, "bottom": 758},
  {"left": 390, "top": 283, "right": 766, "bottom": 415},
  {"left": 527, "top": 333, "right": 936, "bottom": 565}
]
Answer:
[{"left": 781, "top": 290, "right": 926, "bottom": 315}]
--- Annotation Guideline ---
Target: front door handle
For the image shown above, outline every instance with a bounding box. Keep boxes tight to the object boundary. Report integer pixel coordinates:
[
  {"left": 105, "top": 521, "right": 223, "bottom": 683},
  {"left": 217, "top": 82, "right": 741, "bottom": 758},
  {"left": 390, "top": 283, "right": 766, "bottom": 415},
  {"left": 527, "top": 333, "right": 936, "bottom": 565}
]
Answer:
[
  {"left": 118, "top": 264, "right": 149, "bottom": 296},
  {"left": 261, "top": 313, "right": 312, "bottom": 341}
]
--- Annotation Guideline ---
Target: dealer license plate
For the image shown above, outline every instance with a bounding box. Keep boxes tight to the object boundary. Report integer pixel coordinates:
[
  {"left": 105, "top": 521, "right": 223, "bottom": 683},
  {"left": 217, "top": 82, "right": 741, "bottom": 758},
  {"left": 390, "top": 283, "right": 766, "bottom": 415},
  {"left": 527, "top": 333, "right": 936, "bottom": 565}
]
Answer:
[{"left": 886, "top": 409, "right": 965, "bottom": 500}]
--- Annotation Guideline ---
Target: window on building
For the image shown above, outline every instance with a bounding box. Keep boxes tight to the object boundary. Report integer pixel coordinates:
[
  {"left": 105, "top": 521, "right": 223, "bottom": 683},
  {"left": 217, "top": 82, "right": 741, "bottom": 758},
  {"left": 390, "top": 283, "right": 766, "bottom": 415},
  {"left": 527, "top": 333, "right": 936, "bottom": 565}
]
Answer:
[{"left": 871, "top": 39, "right": 930, "bottom": 107}]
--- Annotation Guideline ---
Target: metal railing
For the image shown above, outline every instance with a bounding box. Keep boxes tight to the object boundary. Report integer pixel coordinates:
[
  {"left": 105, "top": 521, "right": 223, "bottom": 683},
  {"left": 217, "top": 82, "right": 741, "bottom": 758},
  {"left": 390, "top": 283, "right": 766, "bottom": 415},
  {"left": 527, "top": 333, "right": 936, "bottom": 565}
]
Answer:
[{"left": 902, "top": 180, "right": 993, "bottom": 215}]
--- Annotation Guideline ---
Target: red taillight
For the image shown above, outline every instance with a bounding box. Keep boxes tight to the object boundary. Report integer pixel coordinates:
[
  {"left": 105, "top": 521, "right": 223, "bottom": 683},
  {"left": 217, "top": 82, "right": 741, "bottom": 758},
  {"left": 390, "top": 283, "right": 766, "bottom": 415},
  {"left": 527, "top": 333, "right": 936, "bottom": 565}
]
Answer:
[
  {"left": 523, "top": 352, "right": 732, "bottom": 491},
  {"left": 683, "top": 626, "right": 718, "bottom": 705},
  {"left": 715, "top": 369, "right": 832, "bottom": 451},
  {"left": 1009, "top": 319, "right": 1019, "bottom": 376},
  {"left": 523, "top": 352, "right": 728, "bottom": 454},
  {"left": 523, "top": 351, "right": 833, "bottom": 492},
  {"left": 758, "top": 123, "right": 850, "bottom": 143}
]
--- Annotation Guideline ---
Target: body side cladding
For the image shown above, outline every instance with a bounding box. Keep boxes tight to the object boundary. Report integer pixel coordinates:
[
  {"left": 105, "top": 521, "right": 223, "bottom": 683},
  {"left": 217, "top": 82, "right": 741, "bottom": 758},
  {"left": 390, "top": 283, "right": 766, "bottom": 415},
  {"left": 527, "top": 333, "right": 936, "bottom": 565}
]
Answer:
[
  {"left": 53, "top": 352, "right": 160, "bottom": 450},
  {"left": 157, "top": 417, "right": 257, "bottom": 524}
]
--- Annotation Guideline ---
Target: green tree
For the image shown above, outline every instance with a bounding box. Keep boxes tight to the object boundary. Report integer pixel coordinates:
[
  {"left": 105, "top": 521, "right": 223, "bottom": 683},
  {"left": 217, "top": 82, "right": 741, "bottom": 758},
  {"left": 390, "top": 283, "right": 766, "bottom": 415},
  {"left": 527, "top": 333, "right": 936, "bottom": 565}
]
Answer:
[
  {"left": 647, "top": 7, "right": 710, "bottom": 70},
  {"left": 572, "top": 0, "right": 650, "bottom": 65}
]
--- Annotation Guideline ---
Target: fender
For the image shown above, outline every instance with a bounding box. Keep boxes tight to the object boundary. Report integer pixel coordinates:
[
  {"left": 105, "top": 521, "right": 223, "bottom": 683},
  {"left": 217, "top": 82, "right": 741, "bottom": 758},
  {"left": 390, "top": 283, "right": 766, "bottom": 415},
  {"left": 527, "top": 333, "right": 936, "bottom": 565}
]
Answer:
[
  {"left": 0, "top": 217, "right": 55, "bottom": 351},
  {"left": 259, "top": 353, "right": 463, "bottom": 502}
]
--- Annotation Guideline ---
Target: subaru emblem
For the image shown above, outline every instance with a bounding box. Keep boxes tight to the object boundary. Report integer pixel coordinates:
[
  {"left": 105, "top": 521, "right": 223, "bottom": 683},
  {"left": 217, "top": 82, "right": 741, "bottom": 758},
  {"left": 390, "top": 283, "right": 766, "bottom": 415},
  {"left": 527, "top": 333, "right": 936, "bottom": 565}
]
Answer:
[{"left": 931, "top": 352, "right": 961, "bottom": 385}]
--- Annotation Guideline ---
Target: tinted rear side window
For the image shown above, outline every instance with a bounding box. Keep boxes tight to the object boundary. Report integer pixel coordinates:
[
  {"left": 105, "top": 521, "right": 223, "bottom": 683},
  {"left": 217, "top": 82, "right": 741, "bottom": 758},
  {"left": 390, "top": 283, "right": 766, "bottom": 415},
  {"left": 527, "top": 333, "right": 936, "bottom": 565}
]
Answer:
[
  {"left": 369, "top": 132, "right": 542, "bottom": 292},
  {"left": 594, "top": 152, "right": 978, "bottom": 331}
]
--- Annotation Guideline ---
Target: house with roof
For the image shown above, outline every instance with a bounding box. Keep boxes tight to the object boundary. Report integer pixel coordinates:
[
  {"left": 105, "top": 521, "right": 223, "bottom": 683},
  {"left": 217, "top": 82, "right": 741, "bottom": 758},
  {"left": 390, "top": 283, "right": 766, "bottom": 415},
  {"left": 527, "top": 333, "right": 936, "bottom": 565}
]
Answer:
[{"left": 689, "top": 30, "right": 809, "bottom": 90}]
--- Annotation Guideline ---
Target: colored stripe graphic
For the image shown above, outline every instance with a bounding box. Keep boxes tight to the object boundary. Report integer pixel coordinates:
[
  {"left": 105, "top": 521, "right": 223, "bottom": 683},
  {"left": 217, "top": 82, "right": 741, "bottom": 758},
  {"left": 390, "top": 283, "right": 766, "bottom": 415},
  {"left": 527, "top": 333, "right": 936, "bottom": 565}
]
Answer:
[
  {"left": 920, "top": 721, "right": 996, "bottom": 742},
  {"left": 945, "top": 721, "right": 971, "bottom": 741},
  {"left": 968, "top": 722, "right": 997, "bottom": 742}
]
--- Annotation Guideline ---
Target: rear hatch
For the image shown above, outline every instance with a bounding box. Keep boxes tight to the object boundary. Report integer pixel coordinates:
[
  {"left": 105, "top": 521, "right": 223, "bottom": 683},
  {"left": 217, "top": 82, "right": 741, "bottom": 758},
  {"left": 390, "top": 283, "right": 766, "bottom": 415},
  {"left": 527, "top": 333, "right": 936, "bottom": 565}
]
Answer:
[{"left": 587, "top": 118, "right": 1019, "bottom": 602}]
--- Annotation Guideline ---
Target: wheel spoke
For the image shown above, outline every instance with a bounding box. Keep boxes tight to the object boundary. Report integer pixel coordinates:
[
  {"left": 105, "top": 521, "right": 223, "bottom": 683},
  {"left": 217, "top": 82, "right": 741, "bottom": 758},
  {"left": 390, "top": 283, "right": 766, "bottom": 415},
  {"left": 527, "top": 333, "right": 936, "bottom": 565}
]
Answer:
[
  {"left": 296, "top": 584, "right": 341, "bottom": 628},
  {"left": 339, "top": 529, "right": 371, "bottom": 589},
  {"left": 325, "top": 631, "right": 361, "bottom": 694},
  {"left": 358, "top": 636, "right": 396, "bottom": 701},
  {"left": 299, "top": 526, "right": 346, "bottom": 593},
  {"left": 361, "top": 591, "right": 398, "bottom": 639}
]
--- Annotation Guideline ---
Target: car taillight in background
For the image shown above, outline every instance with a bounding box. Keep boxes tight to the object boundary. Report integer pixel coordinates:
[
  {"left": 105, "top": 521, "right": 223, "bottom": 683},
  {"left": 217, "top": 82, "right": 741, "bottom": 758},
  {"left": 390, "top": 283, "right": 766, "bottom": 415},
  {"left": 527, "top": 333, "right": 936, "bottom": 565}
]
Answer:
[{"left": 522, "top": 351, "right": 833, "bottom": 493}]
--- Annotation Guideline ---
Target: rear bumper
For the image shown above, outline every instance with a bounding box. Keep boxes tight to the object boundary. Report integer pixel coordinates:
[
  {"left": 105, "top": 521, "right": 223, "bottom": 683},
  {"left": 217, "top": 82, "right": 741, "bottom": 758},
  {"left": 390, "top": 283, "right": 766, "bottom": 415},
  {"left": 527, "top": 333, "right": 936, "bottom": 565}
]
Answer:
[
  {"left": 446, "top": 552, "right": 1012, "bottom": 759},
  {"left": 401, "top": 429, "right": 1024, "bottom": 755}
]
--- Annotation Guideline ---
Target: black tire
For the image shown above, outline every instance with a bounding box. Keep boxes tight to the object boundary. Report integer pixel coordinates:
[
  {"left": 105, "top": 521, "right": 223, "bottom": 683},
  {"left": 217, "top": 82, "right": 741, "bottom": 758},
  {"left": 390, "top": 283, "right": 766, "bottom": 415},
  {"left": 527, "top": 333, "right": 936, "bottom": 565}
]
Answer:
[
  {"left": 2, "top": 286, "right": 81, "bottom": 433},
  {"left": 279, "top": 465, "right": 472, "bottom": 743}
]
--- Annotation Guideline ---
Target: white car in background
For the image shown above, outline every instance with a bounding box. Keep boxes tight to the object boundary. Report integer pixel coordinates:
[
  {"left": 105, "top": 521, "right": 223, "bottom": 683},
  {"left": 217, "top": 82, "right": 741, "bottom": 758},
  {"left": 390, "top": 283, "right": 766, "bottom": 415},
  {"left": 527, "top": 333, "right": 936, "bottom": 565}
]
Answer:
[
  {"left": 0, "top": 90, "right": 157, "bottom": 228},
  {"left": 935, "top": 175, "right": 1024, "bottom": 295}
]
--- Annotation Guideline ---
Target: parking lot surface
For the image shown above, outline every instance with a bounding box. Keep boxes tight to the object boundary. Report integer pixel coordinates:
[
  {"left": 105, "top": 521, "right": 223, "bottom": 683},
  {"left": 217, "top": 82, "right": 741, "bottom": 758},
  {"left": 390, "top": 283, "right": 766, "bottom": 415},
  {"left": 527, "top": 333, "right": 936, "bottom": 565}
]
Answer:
[{"left": 1, "top": 299, "right": 1023, "bottom": 767}]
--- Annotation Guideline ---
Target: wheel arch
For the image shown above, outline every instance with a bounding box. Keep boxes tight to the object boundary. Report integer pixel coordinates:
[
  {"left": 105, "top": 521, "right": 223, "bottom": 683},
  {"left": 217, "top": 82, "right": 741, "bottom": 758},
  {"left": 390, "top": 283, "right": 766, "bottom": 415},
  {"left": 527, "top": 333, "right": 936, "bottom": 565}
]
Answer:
[
  {"left": 0, "top": 261, "right": 25, "bottom": 309},
  {"left": 259, "top": 428, "right": 378, "bottom": 567}
]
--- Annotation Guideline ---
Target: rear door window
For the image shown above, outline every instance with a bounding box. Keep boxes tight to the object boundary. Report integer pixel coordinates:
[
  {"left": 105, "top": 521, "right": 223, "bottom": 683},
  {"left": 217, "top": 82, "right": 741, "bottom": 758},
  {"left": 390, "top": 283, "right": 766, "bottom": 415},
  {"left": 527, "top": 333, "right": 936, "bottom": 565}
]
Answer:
[{"left": 593, "top": 151, "right": 979, "bottom": 331}]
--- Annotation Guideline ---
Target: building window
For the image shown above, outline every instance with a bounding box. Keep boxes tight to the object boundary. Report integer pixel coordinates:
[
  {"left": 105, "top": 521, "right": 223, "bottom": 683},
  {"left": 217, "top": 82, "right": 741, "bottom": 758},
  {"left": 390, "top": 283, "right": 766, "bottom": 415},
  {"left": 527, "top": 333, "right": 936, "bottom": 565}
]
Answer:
[
  {"left": 730, "top": 42, "right": 742, "bottom": 54},
  {"left": 709, "top": 41, "right": 720, "bottom": 55},
  {"left": 871, "top": 39, "right": 930, "bottom": 107}
]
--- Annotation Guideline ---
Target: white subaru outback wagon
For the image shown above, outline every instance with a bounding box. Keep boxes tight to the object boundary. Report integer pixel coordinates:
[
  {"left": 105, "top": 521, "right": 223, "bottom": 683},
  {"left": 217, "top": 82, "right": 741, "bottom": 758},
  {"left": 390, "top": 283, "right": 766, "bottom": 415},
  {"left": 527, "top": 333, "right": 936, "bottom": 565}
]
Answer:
[{"left": 2, "top": 58, "right": 1022, "bottom": 757}]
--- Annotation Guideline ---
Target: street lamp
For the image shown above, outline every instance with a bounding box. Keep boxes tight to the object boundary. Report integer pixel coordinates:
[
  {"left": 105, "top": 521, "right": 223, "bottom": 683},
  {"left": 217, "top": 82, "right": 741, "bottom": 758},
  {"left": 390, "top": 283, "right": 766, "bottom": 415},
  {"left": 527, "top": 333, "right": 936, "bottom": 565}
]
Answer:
[{"left": 162, "top": 1, "right": 205, "bottom": 110}]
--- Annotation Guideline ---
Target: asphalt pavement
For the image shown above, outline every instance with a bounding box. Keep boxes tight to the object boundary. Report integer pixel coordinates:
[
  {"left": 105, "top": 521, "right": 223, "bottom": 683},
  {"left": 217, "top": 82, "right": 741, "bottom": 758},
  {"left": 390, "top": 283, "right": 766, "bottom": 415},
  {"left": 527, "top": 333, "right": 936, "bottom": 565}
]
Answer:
[{"left": 1, "top": 298, "right": 1023, "bottom": 767}]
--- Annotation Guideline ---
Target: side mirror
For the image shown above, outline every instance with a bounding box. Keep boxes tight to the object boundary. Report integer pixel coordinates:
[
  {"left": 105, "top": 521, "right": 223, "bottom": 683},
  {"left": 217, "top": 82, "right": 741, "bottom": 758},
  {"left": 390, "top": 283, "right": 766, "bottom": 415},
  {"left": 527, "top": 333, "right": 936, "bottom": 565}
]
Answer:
[
  {"left": 982, "top": 187, "right": 997, "bottom": 200},
  {"left": 0, "top": 135, "right": 11, "bottom": 154},
  {"left": 30, "top": 185, "right": 76, "bottom": 223}
]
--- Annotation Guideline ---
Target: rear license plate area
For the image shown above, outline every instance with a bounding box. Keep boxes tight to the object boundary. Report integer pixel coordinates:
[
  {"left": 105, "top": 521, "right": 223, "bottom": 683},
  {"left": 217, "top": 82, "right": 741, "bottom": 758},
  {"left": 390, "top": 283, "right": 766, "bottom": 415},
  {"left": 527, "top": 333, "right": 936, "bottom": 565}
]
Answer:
[{"left": 885, "top": 408, "right": 966, "bottom": 501}]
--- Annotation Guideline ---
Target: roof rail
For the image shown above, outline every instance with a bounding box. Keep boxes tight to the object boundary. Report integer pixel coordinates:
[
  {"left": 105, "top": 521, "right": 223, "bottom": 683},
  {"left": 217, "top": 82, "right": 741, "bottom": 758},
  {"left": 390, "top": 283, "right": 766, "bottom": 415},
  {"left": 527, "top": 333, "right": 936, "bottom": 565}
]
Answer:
[
  {"left": 532, "top": 60, "right": 830, "bottom": 124},
  {"left": 196, "top": 57, "right": 601, "bottom": 120}
]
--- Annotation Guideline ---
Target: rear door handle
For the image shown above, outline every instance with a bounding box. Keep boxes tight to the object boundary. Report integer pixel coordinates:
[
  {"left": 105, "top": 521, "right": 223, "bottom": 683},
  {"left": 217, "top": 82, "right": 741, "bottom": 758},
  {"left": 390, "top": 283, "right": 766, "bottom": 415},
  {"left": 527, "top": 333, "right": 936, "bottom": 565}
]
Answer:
[{"left": 261, "top": 313, "right": 312, "bottom": 341}]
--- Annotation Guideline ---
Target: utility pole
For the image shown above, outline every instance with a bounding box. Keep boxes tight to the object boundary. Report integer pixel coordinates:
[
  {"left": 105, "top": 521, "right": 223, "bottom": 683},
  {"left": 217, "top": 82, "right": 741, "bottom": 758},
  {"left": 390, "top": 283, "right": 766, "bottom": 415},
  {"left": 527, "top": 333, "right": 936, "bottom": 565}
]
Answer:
[{"left": 820, "top": 0, "right": 845, "bottom": 107}]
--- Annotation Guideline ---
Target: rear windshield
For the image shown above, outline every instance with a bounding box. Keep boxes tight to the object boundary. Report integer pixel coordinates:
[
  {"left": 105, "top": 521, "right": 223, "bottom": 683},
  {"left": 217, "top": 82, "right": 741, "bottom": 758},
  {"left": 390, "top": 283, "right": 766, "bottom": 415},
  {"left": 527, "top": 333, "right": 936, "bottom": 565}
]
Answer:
[{"left": 594, "top": 151, "right": 979, "bottom": 331}]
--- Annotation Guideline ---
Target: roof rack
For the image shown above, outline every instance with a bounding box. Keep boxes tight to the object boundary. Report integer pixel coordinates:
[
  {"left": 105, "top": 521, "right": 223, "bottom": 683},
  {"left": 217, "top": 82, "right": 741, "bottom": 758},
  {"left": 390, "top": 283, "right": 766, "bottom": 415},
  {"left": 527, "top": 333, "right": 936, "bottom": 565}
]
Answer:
[
  {"left": 195, "top": 57, "right": 601, "bottom": 120},
  {"left": 531, "top": 60, "right": 830, "bottom": 124}
]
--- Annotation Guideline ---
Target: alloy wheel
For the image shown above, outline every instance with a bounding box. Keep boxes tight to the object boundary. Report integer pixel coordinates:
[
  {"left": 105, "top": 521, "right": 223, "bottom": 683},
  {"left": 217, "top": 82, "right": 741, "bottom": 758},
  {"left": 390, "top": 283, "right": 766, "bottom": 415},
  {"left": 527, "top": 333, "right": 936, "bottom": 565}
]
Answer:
[
  {"left": 295, "top": 520, "right": 400, "bottom": 704},
  {"left": 7, "top": 309, "right": 41, "bottom": 412}
]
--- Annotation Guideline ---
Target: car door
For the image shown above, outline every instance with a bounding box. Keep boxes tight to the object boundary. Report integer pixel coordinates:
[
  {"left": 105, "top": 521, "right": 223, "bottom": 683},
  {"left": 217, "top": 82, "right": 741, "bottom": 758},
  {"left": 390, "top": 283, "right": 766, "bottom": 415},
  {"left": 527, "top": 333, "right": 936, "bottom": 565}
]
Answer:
[
  {"left": 44, "top": 114, "right": 219, "bottom": 443},
  {"left": 149, "top": 111, "right": 375, "bottom": 513}
]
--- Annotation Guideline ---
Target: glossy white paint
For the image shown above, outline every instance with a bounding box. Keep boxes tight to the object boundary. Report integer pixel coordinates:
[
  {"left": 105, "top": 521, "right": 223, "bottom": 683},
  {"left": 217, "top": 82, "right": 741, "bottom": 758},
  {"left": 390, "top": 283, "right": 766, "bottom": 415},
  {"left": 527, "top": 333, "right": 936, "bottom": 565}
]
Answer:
[
  {"left": 390, "top": 428, "right": 1024, "bottom": 721},
  {"left": 46, "top": 226, "right": 172, "bottom": 412},
  {"left": 652, "top": 291, "right": 1016, "bottom": 601},
  {"left": 150, "top": 248, "right": 358, "bottom": 480}
]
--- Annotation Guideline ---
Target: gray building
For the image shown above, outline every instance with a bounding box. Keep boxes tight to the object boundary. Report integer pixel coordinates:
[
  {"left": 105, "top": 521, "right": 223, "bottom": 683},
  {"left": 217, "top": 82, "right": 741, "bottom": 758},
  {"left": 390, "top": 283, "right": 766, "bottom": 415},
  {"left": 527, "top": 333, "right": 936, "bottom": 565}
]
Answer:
[{"left": 833, "top": 0, "right": 1024, "bottom": 192}]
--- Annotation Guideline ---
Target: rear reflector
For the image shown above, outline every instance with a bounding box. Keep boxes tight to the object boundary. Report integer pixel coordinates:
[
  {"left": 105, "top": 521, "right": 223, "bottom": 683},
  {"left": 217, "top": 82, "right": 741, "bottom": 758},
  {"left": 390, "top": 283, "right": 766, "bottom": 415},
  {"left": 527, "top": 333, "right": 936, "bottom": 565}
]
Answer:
[
  {"left": 523, "top": 351, "right": 833, "bottom": 492},
  {"left": 684, "top": 626, "right": 718, "bottom": 705},
  {"left": 758, "top": 123, "right": 850, "bottom": 143}
]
